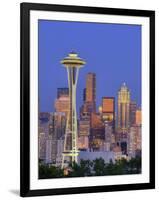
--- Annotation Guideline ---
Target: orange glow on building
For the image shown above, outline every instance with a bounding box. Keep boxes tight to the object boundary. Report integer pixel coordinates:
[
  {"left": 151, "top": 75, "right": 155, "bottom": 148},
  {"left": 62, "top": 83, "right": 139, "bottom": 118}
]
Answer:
[
  {"left": 101, "top": 98, "right": 115, "bottom": 131},
  {"left": 54, "top": 96, "right": 70, "bottom": 115},
  {"left": 91, "top": 113, "right": 103, "bottom": 128},
  {"left": 86, "top": 73, "right": 96, "bottom": 102},
  {"left": 102, "top": 97, "right": 114, "bottom": 113},
  {"left": 136, "top": 109, "right": 142, "bottom": 125},
  {"left": 78, "top": 136, "right": 89, "bottom": 149}
]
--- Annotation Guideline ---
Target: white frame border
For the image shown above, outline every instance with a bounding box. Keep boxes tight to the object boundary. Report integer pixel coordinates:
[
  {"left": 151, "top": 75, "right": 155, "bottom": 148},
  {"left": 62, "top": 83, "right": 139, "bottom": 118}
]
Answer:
[{"left": 30, "top": 10, "right": 150, "bottom": 190}]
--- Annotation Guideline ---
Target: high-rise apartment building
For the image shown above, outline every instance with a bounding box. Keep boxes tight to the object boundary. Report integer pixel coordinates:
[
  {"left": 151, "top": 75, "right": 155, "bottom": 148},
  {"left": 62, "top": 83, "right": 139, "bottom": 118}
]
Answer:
[
  {"left": 38, "top": 112, "right": 51, "bottom": 162},
  {"left": 118, "top": 83, "right": 130, "bottom": 132},
  {"left": 127, "top": 125, "right": 141, "bottom": 157},
  {"left": 104, "top": 121, "right": 113, "bottom": 151},
  {"left": 51, "top": 112, "right": 66, "bottom": 162},
  {"left": 45, "top": 135, "right": 53, "bottom": 164}
]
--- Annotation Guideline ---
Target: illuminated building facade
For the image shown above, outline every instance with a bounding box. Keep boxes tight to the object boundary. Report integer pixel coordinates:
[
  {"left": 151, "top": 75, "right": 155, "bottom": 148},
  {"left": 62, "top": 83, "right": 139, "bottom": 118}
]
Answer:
[
  {"left": 54, "top": 96, "right": 70, "bottom": 115},
  {"left": 61, "top": 52, "right": 85, "bottom": 167},
  {"left": 85, "top": 73, "right": 96, "bottom": 113},
  {"left": 104, "top": 121, "right": 113, "bottom": 151},
  {"left": 56, "top": 136, "right": 64, "bottom": 167},
  {"left": 112, "top": 144, "right": 123, "bottom": 160},
  {"left": 90, "top": 113, "right": 105, "bottom": 151},
  {"left": 38, "top": 112, "right": 50, "bottom": 162},
  {"left": 51, "top": 112, "right": 66, "bottom": 162},
  {"left": 118, "top": 83, "right": 130, "bottom": 132},
  {"left": 38, "top": 132, "right": 47, "bottom": 161},
  {"left": 78, "top": 136, "right": 89, "bottom": 150},
  {"left": 79, "top": 118, "right": 90, "bottom": 136},
  {"left": 45, "top": 135, "right": 53, "bottom": 164},
  {"left": 102, "top": 97, "right": 115, "bottom": 132},
  {"left": 78, "top": 115, "right": 90, "bottom": 151},
  {"left": 136, "top": 109, "right": 142, "bottom": 125},
  {"left": 127, "top": 125, "right": 141, "bottom": 157},
  {"left": 130, "top": 101, "right": 137, "bottom": 126}
]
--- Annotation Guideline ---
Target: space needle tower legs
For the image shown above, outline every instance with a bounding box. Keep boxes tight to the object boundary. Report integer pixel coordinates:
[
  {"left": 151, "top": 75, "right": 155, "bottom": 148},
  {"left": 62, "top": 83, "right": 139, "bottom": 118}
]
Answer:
[{"left": 60, "top": 52, "right": 86, "bottom": 168}]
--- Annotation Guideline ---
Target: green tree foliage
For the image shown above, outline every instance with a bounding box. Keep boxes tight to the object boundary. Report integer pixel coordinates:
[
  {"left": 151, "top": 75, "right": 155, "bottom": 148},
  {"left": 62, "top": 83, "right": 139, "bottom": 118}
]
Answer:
[
  {"left": 39, "top": 164, "right": 64, "bottom": 179},
  {"left": 68, "top": 159, "right": 93, "bottom": 177},
  {"left": 39, "top": 157, "right": 141, "bottom": 179}
]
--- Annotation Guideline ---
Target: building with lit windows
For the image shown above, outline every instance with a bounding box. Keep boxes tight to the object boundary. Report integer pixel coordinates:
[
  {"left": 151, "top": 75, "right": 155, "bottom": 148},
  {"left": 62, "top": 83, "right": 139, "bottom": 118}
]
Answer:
[
  {"left": 52, "top": 112, "right": 66, "bottom": 162},
  {"left": 117, "top": 83, "right": 130, "bottom": 132},
  {"left": 38, "top": 112, "right": 50, "bottom": 162},
  {"left": 45, "top": 135, "right": 53, "bottom": 164},
  {"left": 130, "top": 101, "right": 137, "bottom": 126},
  {"left": 54, "top": 96, "right": 70, "bottom": 115},
  {"left": 102, "top": 97, "right": 115, "bottom": 132},
  {"left": 79, "top": 118, "right": 90, "bottom": 136},
  {"left": 78, "top": 136, "right": 89, "bottom": 150},
  {"left": 136, "top": 109, "right": 142, "bottom": 125},
  {"left": 104, "top": 121, "right": 113, "bottom": 151},
  {"left": 85, "top": 73, "right": 96, "bottom": 113},
  {"left": 90, "top": 112, "right": 105, "bottom": 151},
  {"left": 127, "top": 125, "right": 141, "bottom": 157}
]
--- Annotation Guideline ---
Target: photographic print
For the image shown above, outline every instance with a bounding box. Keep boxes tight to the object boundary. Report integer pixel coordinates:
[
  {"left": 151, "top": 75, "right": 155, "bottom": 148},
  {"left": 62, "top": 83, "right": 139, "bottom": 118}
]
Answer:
[
  {"left": 20, "top": 3, "right": 155, "bottom": 197},
  {"left": 38, "top": 20, "right": 142, "bottom": 178}
]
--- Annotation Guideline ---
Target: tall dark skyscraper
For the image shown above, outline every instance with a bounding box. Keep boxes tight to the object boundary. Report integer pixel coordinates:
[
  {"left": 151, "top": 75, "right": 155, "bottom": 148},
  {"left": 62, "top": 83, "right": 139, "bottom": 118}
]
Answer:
[
  {"left": 80, "top": 73, "right": 96, "bottom": 117},
  {"left": 57, "top": 88, "right": 69, "bottom": 98},
  {"left": 85, "top": 73, "right": 96, "bottom": 112},
  {"left": 83, "top": 88, "right": 86, "bottom": 102}
]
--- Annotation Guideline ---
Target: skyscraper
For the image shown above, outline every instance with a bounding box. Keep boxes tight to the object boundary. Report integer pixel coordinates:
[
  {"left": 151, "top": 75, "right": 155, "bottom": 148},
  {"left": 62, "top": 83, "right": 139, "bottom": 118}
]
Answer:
[
  {"left": 54, "top": 95, "right": 70, "bottom": 115},
  {"left": 57, "top": 88, "right": 69, "bottom": 98},
  {"left": 127, "top": 125, "right": 141, "bottom": 157},
  {"left": 85, "top": 73, "right": 96, "bottom": 112},
  {"left": 90, "top": 112, "right": 105, "bottom": 151},
  {"left": 104, "top": 121, "right": 113, "bottom": 151},
  {"left": 102, "top": 97, "right": 115, "bottom": 132},
  {"left": 61, "top": 51, "right": 86, "bottom": 167},
  {"left": 51, "top": 112, "right": 66, "bottom": 162},
  {"left": 118, "top": 83, "right": 130, "bottom": 132},
  {"left": 83, "top": 88, "right": 86, "bottom": 102},
  {"left": 38, "top": 112, "right": 51, "bottom": 163},
  {"left": 130, "top": 101, "right": 137, "bottom": 126},
  {"left": 136, "top": 109, "right": 142, "bottom": 125}
]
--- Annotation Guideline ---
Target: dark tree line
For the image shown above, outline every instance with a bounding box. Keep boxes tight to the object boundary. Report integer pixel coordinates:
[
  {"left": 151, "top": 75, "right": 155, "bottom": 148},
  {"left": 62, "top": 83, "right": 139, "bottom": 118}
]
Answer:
[{"left": 39, "top": 157, "right": 141, "bottom": 179}]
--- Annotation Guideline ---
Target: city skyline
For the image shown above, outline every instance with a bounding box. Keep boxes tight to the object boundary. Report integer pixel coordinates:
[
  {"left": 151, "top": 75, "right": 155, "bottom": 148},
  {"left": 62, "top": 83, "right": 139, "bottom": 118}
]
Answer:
[
  {"left": 38, "top": 73, "right": 142, "bottom": 174},
  {"left": 38, "top": 20, "right": 142, "bottom": 177},
  {"left": 39, "top": 20, "right": 141, "bottom": 112}
]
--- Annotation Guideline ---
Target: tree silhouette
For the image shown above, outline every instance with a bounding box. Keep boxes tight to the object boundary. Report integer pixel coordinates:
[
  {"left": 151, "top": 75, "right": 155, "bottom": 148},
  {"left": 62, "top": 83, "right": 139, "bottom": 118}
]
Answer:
[{"left": 38, "top": 157, "right": 141, "bottom": 179}]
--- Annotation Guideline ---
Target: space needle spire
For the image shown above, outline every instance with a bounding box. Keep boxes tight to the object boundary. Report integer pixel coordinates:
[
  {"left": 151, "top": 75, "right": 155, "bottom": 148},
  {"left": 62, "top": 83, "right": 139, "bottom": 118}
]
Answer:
[{"left": 60, "top": 51, "right": 86, "bottom": 168}]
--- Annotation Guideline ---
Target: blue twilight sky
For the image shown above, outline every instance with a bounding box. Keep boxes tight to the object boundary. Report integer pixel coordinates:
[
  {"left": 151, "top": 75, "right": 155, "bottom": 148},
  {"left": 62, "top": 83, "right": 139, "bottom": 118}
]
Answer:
[{"left": 38, "top": 20, "right": 141, "bottom": 113}]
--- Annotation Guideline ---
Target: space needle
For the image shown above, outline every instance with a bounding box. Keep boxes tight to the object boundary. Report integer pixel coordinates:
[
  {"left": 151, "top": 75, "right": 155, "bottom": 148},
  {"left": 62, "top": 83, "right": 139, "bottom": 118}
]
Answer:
[{"left": 60, "top": 51, "right": 86, "bottom": 168}]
